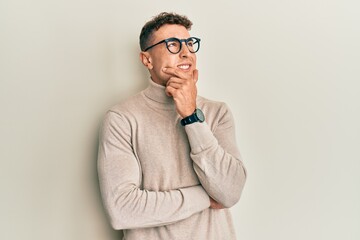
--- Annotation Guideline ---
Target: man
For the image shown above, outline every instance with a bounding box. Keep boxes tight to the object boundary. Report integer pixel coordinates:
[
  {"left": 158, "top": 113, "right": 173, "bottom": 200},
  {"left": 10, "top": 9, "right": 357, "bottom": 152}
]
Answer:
[{"left": 98, "top": 12, "right": 247, "bottom": 240}]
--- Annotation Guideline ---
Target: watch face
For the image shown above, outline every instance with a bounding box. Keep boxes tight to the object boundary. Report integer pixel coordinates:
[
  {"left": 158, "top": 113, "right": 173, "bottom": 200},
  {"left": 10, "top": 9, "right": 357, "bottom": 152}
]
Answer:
[{"left": 195, "top": 108, "right": 205, "bottom": 122}]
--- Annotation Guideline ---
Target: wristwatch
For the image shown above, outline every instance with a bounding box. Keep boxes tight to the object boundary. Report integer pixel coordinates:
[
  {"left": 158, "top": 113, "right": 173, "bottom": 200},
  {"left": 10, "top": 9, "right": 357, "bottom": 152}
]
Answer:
[{"left": 180, "top": 108, "right": 205, "bottom": 126}]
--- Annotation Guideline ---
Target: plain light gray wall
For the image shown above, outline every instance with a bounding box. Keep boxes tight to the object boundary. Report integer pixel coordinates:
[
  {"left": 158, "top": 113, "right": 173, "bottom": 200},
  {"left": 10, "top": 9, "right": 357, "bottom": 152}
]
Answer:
[{"left": 1, "top": 0, "right": 359, "bottom": 239}]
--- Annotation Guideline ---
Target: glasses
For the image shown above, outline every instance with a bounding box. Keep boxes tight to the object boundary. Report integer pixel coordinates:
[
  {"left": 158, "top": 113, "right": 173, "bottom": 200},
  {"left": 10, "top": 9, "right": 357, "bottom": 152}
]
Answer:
[{"left": 144, "top": 37, "right": 201, "bottom": 54}]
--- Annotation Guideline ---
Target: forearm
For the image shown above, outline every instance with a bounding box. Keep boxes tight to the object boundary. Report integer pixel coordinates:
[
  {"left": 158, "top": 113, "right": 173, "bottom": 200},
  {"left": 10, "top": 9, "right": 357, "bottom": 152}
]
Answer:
[
  {"left": 163, "top": 68, "right": 246, "bottom": 207},
  {"left": 98, "top": 170, "right": 210, "bottom": 230},
  {"left": 185, "top": 122, "right": 247, "bottom": 208}
]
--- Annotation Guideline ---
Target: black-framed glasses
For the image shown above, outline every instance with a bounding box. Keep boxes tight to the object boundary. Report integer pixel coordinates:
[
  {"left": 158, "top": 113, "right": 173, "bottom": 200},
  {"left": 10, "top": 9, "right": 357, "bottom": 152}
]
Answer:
[{"left": 144, "top": 37, "right": 201, "bottom": 54}]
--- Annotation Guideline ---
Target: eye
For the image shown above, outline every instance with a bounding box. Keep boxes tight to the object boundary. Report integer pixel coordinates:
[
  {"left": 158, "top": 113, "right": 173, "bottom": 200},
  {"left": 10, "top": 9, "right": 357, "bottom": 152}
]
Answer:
[
  {"left": 187, "top": 41, "right": 194, "bottom": 47},
  {"left": 168, "top": 41, "right": 179, "bottom": 48}
]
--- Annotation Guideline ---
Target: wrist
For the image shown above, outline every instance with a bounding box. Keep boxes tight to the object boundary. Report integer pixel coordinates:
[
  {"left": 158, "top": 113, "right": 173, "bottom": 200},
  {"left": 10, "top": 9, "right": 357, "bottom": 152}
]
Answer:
[{"left": 180, "top": 108, "right": 196, "bottom": 118}]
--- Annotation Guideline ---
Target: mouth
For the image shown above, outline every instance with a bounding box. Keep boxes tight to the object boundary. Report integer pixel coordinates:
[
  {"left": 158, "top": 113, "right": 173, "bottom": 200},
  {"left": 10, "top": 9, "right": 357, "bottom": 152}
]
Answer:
[{"left": 177, "top": 63, "right": 191, "bottom": 71}]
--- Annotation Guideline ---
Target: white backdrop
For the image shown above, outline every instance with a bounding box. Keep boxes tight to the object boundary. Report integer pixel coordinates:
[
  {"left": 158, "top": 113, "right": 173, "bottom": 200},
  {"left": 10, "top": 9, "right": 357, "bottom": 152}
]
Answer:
[{"left": 1, "top": 0, "right": 359, "bottom": 239}]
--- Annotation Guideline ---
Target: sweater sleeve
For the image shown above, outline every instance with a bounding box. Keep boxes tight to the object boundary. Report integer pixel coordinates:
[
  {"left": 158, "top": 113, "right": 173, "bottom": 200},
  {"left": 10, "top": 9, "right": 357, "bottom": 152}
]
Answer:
[
  {"left": 184, "top": 103, "right": 247, "bottom": 208},
  {"left": 97, "top": 111, "right": 210, "bottom": 230}
]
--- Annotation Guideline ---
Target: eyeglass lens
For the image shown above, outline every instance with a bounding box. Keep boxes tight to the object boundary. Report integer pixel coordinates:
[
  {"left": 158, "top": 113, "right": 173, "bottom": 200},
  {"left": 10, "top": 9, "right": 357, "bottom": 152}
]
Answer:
[{"left": 166, "top": 38, "right": 200, "bottom": 54}]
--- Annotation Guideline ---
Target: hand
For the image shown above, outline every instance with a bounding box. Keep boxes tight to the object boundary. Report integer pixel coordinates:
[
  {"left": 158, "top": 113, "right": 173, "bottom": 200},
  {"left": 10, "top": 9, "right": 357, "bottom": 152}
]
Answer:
[
  {"left": 163, "top": 67, "right": 198, "bottom": 118},
  {"left": 209, "top": 197, "right": 225, "bottom": 209}
]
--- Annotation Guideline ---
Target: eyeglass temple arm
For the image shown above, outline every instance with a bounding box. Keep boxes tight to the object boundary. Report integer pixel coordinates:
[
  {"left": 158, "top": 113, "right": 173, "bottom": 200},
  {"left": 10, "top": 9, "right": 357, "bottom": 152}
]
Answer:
[{"left": 143, "top": 40, "right": 166, "bottom": 52}]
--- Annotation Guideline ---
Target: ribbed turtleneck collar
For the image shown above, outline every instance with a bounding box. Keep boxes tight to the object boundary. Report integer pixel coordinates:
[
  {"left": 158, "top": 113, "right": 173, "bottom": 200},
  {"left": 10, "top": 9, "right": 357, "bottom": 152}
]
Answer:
[{"left": 142, "top": 79, "right": 174, "bottom": 106}]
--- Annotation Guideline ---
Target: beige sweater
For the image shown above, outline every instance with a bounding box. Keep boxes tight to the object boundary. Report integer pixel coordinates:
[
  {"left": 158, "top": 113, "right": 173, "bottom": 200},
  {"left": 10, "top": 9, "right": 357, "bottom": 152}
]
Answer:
[{"left": 98, "top": 80, "right": 247, "bottom": 240}]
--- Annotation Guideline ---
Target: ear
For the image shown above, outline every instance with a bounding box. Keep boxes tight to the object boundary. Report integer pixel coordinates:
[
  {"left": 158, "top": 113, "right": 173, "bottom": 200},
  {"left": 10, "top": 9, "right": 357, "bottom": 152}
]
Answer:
[{"left": 139, "top": 52, "right": 153, "bottom": 70}]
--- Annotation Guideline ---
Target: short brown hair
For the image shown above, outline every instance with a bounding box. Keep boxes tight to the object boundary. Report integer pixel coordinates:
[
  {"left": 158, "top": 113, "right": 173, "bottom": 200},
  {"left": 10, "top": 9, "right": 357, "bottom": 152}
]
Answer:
[{"left": 139, "top": 12, "right": 193, "bottom": 51}]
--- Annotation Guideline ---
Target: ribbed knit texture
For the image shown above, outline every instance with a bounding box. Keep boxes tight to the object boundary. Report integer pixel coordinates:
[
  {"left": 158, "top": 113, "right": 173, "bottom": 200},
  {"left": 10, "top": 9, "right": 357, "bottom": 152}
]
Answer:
[{"left": 98, "top": 80, "right": 246, "bottom": 240}]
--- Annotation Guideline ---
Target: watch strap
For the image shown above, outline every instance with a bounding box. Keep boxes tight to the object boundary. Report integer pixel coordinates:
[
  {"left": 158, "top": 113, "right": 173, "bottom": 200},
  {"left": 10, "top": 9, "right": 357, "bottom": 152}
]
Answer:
[{"left": 180, "top": 112, "right": 198, "bottom": 126}]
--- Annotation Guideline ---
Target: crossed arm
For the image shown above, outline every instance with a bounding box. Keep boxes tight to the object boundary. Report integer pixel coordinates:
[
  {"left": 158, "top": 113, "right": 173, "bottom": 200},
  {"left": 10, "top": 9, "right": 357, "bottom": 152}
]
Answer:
[{"left": 164, "top": 67, "right": 247, "bottom": 208}]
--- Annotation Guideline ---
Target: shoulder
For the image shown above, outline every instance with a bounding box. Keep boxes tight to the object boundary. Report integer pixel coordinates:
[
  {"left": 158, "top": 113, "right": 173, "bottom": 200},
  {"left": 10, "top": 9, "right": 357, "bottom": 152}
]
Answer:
[
  {"left": 197, "top": 96, "right": 235, "bottom": 129},
  {"left": 197, "top": 96, "right": 231, "bottom": 116},
  {"left": 101, "top": 92, "right": 146, "bottom": 129},
  {"left": 109, "top": 92, "right": 144, "bottom": 115}
]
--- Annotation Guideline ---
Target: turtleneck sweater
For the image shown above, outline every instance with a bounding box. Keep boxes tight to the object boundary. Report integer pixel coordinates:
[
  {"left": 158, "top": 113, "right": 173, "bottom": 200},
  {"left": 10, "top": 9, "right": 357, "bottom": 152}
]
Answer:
[{"left": 98, "top": 80, "right": 247, "bottom": 240}]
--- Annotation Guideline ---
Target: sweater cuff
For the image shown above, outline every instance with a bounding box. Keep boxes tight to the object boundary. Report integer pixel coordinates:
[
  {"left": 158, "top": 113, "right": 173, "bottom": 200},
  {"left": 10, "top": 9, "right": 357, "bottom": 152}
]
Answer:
[{"left": 184, "top": 122, "right": 217, "bottom": 154}]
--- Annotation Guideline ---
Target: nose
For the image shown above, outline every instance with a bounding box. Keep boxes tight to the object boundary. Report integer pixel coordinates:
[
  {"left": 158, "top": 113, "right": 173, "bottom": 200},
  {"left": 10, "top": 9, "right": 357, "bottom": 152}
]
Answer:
[{"left": 179, "top": 42, "right": 191, "bottom": 58}]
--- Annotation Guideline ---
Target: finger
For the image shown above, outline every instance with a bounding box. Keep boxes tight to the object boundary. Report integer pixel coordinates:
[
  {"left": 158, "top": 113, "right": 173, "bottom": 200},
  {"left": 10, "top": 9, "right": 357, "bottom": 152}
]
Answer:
[
  {"left": 163, "top": 67, "right": 189, "bottom": 79},
  {"left": 165, "top": 85, "right": 179, "bottom": 97},
  {"left": 193, "top": 69, "right": 199, "bottom": 83},
  {"left": 166, "top": 76, "right": 186, "bottom": 86},
  {"left": 165, "top": 90, "right": 172, "bottom": 97},
  {"left": 166, "top": 81, "right": 182, "bottom": 89}
]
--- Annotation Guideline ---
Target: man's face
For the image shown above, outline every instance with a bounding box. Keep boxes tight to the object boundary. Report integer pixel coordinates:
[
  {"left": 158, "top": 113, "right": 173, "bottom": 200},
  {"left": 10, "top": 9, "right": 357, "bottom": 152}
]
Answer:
[{"left": 141, "top": 24, "right": 197, "bottom": 86}]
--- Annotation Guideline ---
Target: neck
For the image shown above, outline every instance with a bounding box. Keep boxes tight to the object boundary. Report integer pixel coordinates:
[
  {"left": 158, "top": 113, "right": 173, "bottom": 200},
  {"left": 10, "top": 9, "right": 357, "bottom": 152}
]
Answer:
[
  {"left": 142, "top": 79, "right": 174, "bottom": 105},
  {"left": 150, "top": 76, "right": 167, "bottom": 87}
]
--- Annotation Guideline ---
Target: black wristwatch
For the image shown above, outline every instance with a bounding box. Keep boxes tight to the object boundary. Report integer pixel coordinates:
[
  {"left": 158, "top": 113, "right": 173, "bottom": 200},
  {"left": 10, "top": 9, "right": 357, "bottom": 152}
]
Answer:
[{"left": 180, "top": 108, "right": 205, "bottom": 126}]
